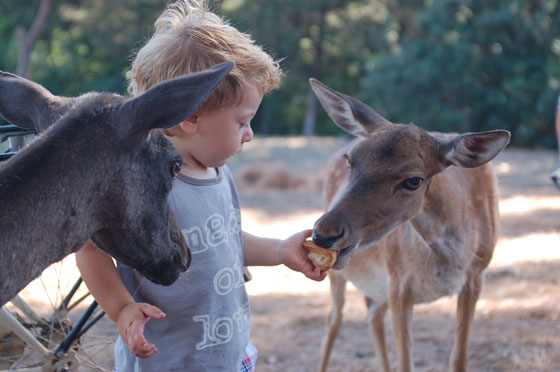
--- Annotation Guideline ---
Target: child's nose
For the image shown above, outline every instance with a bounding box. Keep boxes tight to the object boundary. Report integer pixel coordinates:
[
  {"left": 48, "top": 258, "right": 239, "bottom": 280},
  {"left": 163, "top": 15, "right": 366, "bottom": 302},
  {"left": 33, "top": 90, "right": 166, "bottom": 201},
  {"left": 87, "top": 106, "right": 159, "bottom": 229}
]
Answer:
[{"left": 242, "top": 127, "right": 253, "bottom": 143}]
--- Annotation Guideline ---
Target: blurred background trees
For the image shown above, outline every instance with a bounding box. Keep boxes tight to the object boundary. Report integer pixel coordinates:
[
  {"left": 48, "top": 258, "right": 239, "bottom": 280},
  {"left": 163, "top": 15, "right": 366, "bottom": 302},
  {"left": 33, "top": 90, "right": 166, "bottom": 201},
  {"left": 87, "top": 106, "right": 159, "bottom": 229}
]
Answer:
[
  {"left": 361, "top": 0, "right": 560, "bottom": 148},
  {"left": 0, "top": 0, "right": 558, "bottom": 147}
]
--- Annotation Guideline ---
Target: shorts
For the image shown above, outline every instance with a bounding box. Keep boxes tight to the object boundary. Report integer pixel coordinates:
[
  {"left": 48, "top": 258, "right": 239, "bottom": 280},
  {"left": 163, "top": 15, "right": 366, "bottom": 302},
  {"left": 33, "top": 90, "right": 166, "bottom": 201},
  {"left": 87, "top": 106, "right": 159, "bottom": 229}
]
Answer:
[
  {"left": 240, "top": 342, "right": 258, "bottom": 372},
  {"left": 113, "top": 343, "right": 258, "bottom": 372}
]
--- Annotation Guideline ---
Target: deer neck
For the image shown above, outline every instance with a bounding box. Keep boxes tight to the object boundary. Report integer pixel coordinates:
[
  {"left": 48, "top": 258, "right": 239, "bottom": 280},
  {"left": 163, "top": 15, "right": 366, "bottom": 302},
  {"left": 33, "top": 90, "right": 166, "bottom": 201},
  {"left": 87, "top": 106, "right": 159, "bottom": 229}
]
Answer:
[
  {"left": 0, "top": 153, "right": 101, "bottom": 305},
  {"left": 407, "top": 175, "right": 464, "bottom": 258}
]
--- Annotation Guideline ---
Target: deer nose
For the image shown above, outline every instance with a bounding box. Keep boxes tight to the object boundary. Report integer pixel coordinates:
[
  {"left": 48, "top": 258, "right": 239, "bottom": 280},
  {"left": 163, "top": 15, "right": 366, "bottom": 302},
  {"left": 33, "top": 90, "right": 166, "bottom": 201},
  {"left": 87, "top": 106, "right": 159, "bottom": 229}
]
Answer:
[
  {"left": 312, "top": 229, "right": 344, "bottom": 249},
  {"left": 174, "top": 249, "right": 191, "bottom": 272}
]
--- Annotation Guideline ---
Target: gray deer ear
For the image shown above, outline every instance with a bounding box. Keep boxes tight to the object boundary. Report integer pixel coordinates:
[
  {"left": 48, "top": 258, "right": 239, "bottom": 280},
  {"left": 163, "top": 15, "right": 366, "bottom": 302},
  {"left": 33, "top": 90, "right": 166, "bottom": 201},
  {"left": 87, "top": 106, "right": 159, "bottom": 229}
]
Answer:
[
  {"left": 442, "top": 130, "right": 511, "bottom": 168},
  {"left": 0, "top": 71, "right": 72, "bottom": 131},
  {"left": 122, "top": 61, "right": 234, "bottom": 135},
  {"left": 309, "top": 78, "right": 391, "bottom": 137}
]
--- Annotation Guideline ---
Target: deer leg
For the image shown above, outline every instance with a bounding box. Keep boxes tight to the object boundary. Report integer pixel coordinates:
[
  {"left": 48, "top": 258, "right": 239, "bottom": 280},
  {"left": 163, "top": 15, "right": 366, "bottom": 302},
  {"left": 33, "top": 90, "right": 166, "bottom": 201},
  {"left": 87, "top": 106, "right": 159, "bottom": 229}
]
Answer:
[
  {"left": 389, "top": 282, "right": 414, "bottom": 372},
  {"left": 318, "top": 273, "right": 347, "bottom": 372},
  {"left": 449, "top": 273, "right": 482, "bottom": 372},
  {"left": 366, "top": 298, "right": 391, "bottom": 372}
]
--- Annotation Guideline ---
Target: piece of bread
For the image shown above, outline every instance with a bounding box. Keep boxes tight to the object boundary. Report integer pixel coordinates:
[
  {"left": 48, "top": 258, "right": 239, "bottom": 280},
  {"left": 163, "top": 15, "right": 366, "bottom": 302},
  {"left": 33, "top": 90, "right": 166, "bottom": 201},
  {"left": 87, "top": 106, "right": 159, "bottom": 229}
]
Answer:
[{"left": 302, "top": 239, "right": 337, "bottom": 271}]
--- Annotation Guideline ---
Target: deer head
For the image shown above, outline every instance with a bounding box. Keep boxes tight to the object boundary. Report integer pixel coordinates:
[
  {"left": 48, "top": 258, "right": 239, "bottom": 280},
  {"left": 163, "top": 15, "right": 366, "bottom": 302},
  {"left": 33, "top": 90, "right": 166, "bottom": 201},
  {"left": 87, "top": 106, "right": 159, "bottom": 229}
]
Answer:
[
  {"left": 309, "top": 78, "right": 510, "bottom": 269},
  {"left": 0, "top": 62, "right": 234, "bottom": 291}
]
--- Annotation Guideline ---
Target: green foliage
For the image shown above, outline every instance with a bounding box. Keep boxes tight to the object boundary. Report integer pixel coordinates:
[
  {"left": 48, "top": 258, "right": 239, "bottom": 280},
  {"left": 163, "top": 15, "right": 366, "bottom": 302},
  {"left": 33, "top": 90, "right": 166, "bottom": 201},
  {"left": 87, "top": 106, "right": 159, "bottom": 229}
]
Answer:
[
  {"left": 362, "top": 0, "right": 560, "bottom": 148},
  {"left": 0, "top": 0, "right": 559, "bottom": 147},
  {"left": 220, "top": 0, "right": 389, "bottom": 135},
  {"left": 0, "top": 0, "right": 165, "bottom": 95}
]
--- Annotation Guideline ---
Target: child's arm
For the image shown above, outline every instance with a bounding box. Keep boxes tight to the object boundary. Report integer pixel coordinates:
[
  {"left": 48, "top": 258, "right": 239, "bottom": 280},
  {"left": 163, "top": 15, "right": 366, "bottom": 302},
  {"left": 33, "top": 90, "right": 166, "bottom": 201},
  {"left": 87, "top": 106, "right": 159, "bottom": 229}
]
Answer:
[
  {"left": 75, "top": 241, "right": 165, "bottom": 358},
  {"left": 242, "top": 230, "right": 327, "bottom": 281}
]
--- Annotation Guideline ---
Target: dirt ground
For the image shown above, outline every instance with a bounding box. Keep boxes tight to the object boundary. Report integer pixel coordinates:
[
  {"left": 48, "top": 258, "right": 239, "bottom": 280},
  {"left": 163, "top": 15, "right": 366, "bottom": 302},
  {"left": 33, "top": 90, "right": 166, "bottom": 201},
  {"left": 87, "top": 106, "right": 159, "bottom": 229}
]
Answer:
[
  {"left": 232, "top": 137, "right": 560, "bottom": 372},
  {"left": 12, "top": 136, "right": 560, "bottom": 371}
]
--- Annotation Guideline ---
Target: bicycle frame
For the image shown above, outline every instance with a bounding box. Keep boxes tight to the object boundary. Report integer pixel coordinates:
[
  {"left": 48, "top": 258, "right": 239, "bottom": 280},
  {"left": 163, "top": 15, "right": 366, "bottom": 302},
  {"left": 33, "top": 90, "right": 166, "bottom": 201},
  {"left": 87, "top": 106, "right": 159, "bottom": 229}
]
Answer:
[
  {"left": 0, "top": 283, "right": 105, "bottom": 372},
  {"left": 0, "top": 125, "right": 38, "bottom": 160},
  {"left": 0, "top": 307, "right": 46, "bottom": 372}
]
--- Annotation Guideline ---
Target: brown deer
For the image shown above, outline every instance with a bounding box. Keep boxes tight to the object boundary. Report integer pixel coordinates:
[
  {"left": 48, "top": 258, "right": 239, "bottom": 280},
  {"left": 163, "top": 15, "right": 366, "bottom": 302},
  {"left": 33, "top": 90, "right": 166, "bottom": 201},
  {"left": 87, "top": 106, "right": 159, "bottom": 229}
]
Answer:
[
  {"left": 309, "top": 78, "right": 510, "bottom": 372},
  {"left": 0, "top": 62, "right": 234, "bottom": 306}
]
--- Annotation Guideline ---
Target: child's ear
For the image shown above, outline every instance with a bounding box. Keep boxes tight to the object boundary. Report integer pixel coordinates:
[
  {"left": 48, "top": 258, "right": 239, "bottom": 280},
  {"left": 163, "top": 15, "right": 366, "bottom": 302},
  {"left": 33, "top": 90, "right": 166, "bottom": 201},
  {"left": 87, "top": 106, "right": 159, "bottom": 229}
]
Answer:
[{"left": 179, "top": 114, "right": 199, "bottom": 135}]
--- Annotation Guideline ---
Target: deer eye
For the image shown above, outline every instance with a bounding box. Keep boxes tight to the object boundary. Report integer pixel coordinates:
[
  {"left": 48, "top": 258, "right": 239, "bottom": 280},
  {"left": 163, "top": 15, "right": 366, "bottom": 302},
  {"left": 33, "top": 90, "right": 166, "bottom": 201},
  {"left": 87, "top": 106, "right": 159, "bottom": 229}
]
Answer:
[
  {"left": 343, "top": 154, "right": 351, "bottom": 174},
  {"left": 171, "top": 161, "right": 182, "bottom": 177},
  {"left": 403, "top": 177, "right": 423, "bottom": 190}
]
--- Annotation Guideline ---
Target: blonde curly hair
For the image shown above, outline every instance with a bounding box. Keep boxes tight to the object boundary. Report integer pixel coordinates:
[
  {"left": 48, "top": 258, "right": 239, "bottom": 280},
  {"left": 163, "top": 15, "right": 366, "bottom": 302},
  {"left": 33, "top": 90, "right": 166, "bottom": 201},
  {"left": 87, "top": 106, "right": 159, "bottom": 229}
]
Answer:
[{"left": 126, "top": 0, "right": 282, "bottom": 112}]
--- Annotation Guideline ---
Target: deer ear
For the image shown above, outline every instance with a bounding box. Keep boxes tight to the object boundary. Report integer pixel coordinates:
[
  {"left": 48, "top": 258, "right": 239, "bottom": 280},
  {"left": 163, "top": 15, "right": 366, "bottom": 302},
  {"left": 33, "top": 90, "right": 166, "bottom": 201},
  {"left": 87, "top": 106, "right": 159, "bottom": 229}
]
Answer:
[
  {"left": 121, "top": 61, "right": 234, "bottom": 135},
  {"left": 309, "top": 78, "right": 391, "bottom": 137},
  {"left": 441, "top": 130, "right": 511, "bottom": 168},
  {"left": 0, "top": 71, "right": 72, "bottom": 131}
]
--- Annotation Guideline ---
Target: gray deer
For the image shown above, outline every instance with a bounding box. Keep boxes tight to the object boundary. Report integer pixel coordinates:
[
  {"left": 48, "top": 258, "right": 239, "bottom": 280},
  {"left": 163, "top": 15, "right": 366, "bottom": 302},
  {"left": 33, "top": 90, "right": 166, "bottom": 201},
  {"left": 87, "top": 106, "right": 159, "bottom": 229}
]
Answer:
[{"left": 0, "top": 61, "right": 234, "bottom": 306}]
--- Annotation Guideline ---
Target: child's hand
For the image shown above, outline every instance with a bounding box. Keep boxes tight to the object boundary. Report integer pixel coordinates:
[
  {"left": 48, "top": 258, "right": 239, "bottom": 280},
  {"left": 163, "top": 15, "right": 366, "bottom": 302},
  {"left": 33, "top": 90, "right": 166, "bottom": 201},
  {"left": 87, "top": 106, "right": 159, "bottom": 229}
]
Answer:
[
  {"left": 280, "top": 229, "right": 328, "bottom": 282},
  {"left": 116, "top": 302, "right": 166, "bottom": 358}
]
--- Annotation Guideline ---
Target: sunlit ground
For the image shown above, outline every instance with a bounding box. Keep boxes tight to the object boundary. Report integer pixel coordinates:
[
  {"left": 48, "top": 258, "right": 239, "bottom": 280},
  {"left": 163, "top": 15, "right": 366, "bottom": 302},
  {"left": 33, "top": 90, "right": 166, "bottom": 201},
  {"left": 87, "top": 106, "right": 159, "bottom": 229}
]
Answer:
[
  {"left": 242, "top": 192, "right": 560, "bottom": 372},
  {"left": 244, "top": 191, "right": 560, "bottom": 372},
  {"left": 243, "top": 194, "right": 560, "bottom": 297},
  {"left": 11, "top": 189, "right": 560, "bottom": 310},
  {"left": 493, "top": 195, "right": 560, "bottom": 266},
  {"left": 12, "top": 140, "right": 560, "bottom": 303},
  {"left": 5, "top": 144, "right": 560, "bottom": 371}
]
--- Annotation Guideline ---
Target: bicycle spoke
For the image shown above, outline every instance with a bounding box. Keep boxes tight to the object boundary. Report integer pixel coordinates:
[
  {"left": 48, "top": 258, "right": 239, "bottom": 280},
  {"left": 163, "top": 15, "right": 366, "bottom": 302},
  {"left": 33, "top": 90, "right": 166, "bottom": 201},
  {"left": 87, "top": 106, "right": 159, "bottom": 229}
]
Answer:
[
  {"left": 1, "top": 256, "right": 115, "bottom": 371},
  {"left": 75, "top": 338, "right": 116, "bottom": 371}
]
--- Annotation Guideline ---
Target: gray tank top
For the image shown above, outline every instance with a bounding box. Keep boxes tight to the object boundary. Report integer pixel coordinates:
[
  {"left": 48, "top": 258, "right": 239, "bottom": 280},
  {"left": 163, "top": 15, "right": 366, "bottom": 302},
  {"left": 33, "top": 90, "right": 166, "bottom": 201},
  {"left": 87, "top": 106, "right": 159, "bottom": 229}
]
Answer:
[{"left": 114, "top": 166, "right": 249, "bottom": 371}]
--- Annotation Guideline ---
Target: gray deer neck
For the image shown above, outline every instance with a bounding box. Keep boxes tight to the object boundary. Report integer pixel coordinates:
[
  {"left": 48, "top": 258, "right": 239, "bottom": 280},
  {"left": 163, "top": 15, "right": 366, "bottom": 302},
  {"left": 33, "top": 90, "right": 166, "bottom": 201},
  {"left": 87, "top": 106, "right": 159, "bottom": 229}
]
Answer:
[{"left": 0, "top": 144, "right": 104, "bottom": 305}]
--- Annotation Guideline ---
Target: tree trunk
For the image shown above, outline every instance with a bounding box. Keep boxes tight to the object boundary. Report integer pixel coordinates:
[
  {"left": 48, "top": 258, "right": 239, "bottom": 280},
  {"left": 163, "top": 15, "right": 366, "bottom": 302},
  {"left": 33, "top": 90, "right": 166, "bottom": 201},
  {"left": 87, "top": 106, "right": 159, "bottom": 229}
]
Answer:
[
  {"left": 15, "top": 0, "right": 52, "bottom": 79},
  {"left": 258, "top": 99, "right": 271, "bottom": 135},
  {"left": 302, "top": 92, "right": 318, "bottom": 137},
  {"left": 10, "top": 0, "right": 51, "bottom": 149},
  {"left": 302, "top": 5, "right": 327, "bottom": 137}
]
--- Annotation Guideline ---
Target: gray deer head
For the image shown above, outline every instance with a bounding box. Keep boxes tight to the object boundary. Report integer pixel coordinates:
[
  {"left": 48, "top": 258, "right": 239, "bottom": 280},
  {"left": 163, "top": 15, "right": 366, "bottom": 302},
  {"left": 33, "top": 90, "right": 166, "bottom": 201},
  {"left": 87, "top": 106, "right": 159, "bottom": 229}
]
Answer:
[{"left": 0, "top": 61, "right": 234, "bottom": 306}]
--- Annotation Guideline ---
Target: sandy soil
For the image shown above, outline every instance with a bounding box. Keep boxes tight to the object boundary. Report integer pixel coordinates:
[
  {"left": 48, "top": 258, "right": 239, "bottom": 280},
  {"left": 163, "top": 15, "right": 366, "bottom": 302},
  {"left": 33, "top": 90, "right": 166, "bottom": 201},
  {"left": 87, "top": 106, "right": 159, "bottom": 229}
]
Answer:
[
  {"left": 8, "top": 137, "right": 560, "bottom": 372},
  {"left": 234, "top": 138, "right": 560, "bottom": 372}
]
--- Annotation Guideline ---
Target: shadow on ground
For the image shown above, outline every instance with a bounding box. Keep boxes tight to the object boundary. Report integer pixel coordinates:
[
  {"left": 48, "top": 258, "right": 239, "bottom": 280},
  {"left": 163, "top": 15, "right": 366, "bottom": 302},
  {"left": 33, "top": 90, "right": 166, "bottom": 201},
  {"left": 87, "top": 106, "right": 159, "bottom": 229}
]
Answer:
[{"left": 249, "top": 258, "right": 560, "bottom": 372}]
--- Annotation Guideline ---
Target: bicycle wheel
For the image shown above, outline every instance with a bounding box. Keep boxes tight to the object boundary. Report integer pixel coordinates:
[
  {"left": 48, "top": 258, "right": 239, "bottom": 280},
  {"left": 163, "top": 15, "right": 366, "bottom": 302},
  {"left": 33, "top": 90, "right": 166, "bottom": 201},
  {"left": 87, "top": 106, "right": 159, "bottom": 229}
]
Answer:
[{"left": 0, "top": 254, "right": 116, "bottom": 371}]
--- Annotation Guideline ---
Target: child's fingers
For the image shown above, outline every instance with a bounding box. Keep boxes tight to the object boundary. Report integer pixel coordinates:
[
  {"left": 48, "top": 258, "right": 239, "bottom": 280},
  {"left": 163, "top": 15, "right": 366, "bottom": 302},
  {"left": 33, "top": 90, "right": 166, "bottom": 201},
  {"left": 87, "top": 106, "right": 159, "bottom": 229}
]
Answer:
[
  {"left": 141, "top": 345, "right": 158, "bottom": 359},
  {"left": 317, "top": 267, "right": 328, "bottom": 280},
  {"left": 133, "top": 340, "right": 157, "bottom": 359},
  {"left": 128, "top": 320, "right": 157, "bottom": 358},
  {"left": 117, "top": 303, "right": 164, "bottom": 358},
  {"left": 316, "top": 267, "right": 328, "bottom": 281},
  {"left": 131, "top": 341, "right": 157, "bottom": 359},
  {"left": 303, "top": 264, "right": 328, "bottom": 281},
  {"left": 140, "top": 303, "right": 166, "bottom": 320}
]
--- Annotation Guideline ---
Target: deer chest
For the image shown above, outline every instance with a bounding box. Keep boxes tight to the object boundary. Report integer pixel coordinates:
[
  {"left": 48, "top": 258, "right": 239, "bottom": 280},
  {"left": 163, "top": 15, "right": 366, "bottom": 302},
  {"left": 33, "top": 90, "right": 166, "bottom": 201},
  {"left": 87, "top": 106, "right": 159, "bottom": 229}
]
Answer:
[{"left": 340, "top": 247, "right": 389, "bottom": 304}]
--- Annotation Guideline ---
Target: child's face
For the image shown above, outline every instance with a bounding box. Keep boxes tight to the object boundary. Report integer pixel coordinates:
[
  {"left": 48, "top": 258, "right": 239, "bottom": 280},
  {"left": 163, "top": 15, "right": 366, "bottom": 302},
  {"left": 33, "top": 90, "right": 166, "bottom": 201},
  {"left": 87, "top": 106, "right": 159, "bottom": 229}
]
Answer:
[{"left": 186, "top": 83, "right": 262, "bottom": 169}]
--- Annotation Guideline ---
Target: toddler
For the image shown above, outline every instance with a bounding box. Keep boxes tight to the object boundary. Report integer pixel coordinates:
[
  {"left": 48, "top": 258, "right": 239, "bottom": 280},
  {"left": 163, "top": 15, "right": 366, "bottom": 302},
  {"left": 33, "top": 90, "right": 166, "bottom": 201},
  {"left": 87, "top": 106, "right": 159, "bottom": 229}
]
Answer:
[{"left": 76, "top": 1, "right": 325, "bottom": 371}]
